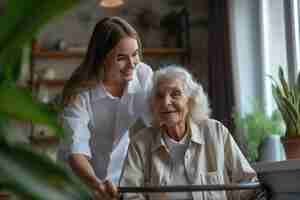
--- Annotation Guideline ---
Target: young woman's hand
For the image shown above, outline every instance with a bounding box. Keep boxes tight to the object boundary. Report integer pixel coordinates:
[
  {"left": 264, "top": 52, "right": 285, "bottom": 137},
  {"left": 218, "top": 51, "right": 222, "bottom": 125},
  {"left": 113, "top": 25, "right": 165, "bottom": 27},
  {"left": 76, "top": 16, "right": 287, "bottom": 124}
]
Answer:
[{"left": 93, "top": 180, "right": 119, "bottom": 200}]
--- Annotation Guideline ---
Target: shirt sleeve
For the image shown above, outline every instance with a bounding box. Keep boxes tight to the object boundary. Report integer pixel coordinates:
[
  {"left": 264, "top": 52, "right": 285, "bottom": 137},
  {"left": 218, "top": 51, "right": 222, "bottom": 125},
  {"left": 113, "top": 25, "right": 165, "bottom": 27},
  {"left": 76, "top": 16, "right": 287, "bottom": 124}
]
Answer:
[
  {"left": 119, "top": 137, "right": 146, "bottom": 200},
  {"left": 222, "top": 124, "right": 257, "bottom": 200},
  {"left": 135, "top": 62, "right": 153, "bottom": 127},
  {"left": 61, "top": 93, "right": 92, "bottom": 158}
]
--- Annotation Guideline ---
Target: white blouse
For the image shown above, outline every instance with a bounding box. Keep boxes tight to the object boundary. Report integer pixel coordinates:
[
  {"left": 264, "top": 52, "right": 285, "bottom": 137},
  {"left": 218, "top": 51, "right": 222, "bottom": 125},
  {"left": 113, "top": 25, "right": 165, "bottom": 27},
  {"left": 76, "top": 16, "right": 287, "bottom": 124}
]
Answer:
[{"left": 58, "top": 62, "right": 153, "bottom": 184}]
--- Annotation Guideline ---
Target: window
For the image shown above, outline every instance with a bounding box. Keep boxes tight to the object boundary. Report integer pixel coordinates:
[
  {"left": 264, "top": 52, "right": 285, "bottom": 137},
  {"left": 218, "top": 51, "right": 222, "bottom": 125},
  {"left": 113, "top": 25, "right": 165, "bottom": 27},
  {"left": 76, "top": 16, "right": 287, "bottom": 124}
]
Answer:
[
  {"left": 261, "top": 0, "right": 288, "bottom": 115},
  {"left": 229, "top": 0, "right": 300, "bottom": 116}
]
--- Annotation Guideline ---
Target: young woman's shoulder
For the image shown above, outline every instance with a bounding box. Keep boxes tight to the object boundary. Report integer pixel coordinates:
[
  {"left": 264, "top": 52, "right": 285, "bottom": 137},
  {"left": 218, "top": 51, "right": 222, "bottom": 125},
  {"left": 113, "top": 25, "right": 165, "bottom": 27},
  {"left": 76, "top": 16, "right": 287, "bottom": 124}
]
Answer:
[
  {"left": 63, "top": 90, "right": 90, "bottom": 111},
  {"left": 137, "top": 62, "right": 153, "bottom": 74},
  {"left": 136, "top": 62, "right": 153, "bottom": 80}
]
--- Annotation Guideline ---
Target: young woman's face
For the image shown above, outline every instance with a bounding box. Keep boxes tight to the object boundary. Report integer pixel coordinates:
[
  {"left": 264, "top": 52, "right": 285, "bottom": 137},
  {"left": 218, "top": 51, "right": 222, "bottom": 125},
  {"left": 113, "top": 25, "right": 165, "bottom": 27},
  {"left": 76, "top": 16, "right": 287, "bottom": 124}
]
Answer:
[{"left": 103, "top": 37, "right": 140, "bottom": 84}]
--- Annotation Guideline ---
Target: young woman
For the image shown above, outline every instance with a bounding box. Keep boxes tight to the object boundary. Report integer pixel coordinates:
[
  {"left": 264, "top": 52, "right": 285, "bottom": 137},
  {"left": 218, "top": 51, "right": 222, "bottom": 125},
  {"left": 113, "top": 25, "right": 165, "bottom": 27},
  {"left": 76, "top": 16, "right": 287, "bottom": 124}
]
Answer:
[{"left": 58, "top": 16, "right": 153, "bottom": 199}]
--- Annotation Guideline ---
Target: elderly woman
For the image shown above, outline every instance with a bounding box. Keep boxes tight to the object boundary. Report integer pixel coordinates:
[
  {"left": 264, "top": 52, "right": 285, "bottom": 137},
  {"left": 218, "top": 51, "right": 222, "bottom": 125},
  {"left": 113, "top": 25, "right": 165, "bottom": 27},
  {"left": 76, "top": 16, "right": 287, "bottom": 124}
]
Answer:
[{"left": 119, "top": 66, "right": 257, "bottom": 200}]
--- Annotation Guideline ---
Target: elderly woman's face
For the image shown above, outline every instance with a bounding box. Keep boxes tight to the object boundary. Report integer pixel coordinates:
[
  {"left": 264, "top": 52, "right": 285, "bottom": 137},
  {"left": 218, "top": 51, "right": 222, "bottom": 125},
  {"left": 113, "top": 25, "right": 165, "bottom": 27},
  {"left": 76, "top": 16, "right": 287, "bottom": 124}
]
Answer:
[{"left": 152, "top": 78, "right": 190, "bottom": 127}]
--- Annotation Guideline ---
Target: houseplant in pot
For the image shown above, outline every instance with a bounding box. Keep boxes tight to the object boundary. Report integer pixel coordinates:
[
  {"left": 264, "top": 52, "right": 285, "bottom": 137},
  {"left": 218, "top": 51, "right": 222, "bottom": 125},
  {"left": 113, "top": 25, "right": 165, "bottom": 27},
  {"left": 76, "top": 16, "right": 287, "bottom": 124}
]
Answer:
[
  {"left": 249, "top": 68, "right": 300, "bottom": 199},
  {"left": 271, "top": 66, "right": 300, "bottom": 159},
  {"left": 234, "top": 103, "right": 284, "bottom": 163}
]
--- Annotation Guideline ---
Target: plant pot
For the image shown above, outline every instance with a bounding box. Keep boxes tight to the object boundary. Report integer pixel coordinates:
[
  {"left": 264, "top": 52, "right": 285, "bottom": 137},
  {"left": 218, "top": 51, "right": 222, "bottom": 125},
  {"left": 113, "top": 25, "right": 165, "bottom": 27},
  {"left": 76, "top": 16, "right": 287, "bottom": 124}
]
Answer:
[
  {"left": 258, "top": 135, "right": 286, "bottom": 162},
  {"left": 281, "top": 136, "right": 300, "bottom": 159},
  {"left": 0, "top": 192, "right": 10, "bottom": 200}
]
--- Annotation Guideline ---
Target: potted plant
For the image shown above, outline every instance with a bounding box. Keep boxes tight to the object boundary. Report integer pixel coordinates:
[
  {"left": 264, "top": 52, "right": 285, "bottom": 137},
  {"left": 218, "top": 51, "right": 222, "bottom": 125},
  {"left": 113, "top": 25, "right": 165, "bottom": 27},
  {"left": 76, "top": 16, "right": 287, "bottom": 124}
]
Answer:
[
  {"left": 271, "top": 66, "right": 300, "bottom": 159},
  {"left": 234, "top": 103, "right": 284, "bottom": 163}
]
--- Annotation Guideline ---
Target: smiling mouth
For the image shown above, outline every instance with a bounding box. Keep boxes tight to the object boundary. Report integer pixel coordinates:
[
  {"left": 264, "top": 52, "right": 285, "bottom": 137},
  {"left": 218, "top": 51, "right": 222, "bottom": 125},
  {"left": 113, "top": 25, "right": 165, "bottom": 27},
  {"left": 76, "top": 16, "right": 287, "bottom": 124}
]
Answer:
[
  {"left": 121, "top": 70, "right": 133, "bottom": 76},
  {"left": 161, "top": 111, "right": 176, "bottom": 114}
]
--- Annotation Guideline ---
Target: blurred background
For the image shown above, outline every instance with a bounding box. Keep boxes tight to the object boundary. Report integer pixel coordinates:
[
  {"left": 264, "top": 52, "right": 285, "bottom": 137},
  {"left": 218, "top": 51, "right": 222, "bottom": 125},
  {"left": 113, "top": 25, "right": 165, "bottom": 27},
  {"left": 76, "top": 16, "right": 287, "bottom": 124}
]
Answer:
[{"left": 1, "top": 0, "right": 300, "bottom": 199}]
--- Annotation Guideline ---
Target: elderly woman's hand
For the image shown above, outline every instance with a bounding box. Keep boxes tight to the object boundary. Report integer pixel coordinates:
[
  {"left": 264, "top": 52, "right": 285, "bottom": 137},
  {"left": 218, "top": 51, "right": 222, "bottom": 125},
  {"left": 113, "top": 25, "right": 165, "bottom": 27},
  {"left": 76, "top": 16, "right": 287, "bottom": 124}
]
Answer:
[{"left": 93, "top": 180, "right": 119, "bottom": 200}]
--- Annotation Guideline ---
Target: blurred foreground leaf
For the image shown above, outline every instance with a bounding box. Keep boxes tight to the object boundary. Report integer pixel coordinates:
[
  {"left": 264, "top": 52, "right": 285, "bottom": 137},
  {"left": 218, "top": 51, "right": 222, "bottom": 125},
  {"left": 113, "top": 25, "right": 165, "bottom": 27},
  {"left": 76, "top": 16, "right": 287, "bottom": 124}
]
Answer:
[
  {"left": 0, "top": 0, "right": 93, "bottom": 199},
  {"left": 0, "top": 0, "right": 81, "bottom": 81},
  {"left": 0, "top": 83, "right": 63, "bottom": 136},
  {"left": 0, "top": 141, "right": 92, "bottom": 200}
]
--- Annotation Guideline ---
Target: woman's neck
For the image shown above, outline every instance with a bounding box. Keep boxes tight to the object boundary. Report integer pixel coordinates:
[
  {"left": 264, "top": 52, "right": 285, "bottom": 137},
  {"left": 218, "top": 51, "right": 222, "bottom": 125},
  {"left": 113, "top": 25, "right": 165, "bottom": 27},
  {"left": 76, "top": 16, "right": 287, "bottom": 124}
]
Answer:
[
  {"left": 102, "top": 80, "right": 126, "bottom": 97},
  {"left": 162, "top": 121, "right": 187, "bottom": 141}
]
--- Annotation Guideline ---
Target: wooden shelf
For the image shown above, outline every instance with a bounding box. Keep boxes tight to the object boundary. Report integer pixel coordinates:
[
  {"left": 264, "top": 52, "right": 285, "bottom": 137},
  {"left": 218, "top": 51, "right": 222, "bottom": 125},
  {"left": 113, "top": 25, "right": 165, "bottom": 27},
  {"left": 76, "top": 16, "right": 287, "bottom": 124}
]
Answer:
[
  {"left": 32, "top": 79, "right": 66, "bottom": 87},
  {"left": 32, "top": 48, "right": 188, "bottom": 59},
  {"left": 33, "top": 50, "right": 84, "bottom": 59},
  {"left": 30, "top": 47, "right": 189, "bottom": 88},
  {"left": 144, "top": 48, "right": 187, "bottom": 55},
  {"left": 29, "top": 135, "right": 59, "bottom": 146},
  {"left": 30, "top": 79, "right": 98, "bottom": 87},
  {"left": 0, "top": 192, "right": 10, "bottom": 199}
]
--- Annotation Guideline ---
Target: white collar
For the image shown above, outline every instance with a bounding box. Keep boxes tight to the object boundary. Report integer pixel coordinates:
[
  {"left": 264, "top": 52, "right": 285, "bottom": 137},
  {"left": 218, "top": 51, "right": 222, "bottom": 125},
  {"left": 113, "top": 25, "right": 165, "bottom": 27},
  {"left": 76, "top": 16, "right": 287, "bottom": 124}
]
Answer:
[{"left": 90, "top": 70, "right": 142, "bottom": 102}]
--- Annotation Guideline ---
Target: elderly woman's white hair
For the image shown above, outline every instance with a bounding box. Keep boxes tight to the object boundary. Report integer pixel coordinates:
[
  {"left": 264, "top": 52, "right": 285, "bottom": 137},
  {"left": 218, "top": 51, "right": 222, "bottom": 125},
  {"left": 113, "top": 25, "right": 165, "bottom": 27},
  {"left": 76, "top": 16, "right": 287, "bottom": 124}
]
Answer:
[{"left": 149, "top": 65, "right": 211, "bottom": 124}]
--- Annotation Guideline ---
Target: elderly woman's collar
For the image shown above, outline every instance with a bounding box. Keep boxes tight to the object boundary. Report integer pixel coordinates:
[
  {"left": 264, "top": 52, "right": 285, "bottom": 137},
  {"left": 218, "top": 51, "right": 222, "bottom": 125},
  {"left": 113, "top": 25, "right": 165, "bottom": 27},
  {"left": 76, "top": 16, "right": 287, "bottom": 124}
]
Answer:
[
  {"left": 189, "top": 120, "right": 205, "bottom": 144},
  {"left": 151, "top": 120, "right": 205, "bottom": 152}
]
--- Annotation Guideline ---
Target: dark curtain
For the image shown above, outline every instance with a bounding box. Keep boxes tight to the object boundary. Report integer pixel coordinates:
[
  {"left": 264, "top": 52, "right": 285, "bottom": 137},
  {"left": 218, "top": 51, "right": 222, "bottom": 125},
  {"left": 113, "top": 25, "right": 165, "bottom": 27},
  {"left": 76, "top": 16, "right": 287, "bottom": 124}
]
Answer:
[{"left": 208, "top": 0, "right": 235, "bottom": 133}]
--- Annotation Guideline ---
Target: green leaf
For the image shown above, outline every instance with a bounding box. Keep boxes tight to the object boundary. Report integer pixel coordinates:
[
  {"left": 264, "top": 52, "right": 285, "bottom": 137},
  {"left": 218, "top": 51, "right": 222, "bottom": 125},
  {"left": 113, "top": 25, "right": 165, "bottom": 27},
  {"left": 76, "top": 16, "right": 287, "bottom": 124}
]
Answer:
[
  {"left": 297, "top": 70, "right": 300, "bottom": 94},
  {"left": 0, "top": 0, "right": 80, "bottom": 54},
  {"left": 271, "top": 66, "right": 300, "bottom": 136},
  {"left": 0, "top": 47, "right": 22, "bottom": 83},
  {"left": 0, "top": 83, "right": 63, "bottom": 136},
  {"left": 298, "top": 97, "right": 300, "bottom": 116},
  {"left": 0, "top": 114, "right": 8, "bottom": 141},
  {"left": 0, "top": 1, "right": 81, "bottom": 84},
  {"left": 272, "top": 85, "right": 295, "bottom": 134},
  {"left": 0, "top": 141, "right": 92, "bottom": 200},
  {"left": 0, "top": 0, "right": 92, "bottom": 199},
  {"left": 272, "top": 85, "right": 287, "bottom": 120},
  {"left": 278, "top": 66, "right": 289, "bottom": 97},
  {"left": 281, "top": 97, "right": 298, "bottom": 127},
  {"left": 273, "top": 84, "right": 299, "bottom": 136},
  {"left": 233, "top": 101, "right": 284, "bottom": 162}
]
